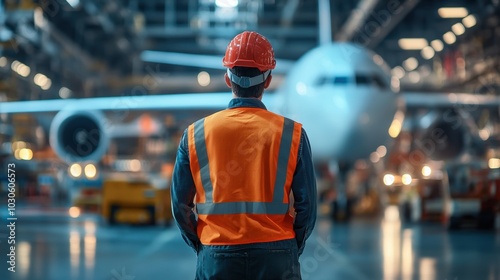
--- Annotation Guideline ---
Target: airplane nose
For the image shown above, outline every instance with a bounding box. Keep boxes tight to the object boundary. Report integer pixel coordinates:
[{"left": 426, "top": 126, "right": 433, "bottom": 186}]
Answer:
[
  {"left": 284, "top": 87, "right": 399, "bottom": 162},
  {"left": 322, "top": 89, "right": 399, "bottom": 161},
  {"left": 342, "top": 90, "right": 399, "bottom": 159}
]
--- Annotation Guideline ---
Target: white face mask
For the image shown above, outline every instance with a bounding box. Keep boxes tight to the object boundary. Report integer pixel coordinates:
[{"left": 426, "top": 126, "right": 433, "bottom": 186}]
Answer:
[{"left": 226, "top": 69, "right": 271, "bottom": 88}]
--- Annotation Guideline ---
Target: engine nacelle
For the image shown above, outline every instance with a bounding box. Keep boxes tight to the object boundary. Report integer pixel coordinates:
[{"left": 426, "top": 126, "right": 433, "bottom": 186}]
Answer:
[
  {"left": 49, "top": 110, "right": 109, "bottom": 163},
  {"left": 416, "top": 110, "right": 466, "bottom": 161}
]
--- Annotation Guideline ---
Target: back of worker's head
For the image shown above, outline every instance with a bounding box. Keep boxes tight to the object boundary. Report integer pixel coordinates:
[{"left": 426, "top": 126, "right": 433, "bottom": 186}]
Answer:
[{"left": 223, "top": 31, "right": 276, "bottom": 98}]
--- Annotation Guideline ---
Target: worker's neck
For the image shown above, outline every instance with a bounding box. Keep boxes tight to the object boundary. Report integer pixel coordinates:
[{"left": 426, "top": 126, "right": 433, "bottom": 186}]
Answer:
[{"left": 232, "top": 93, "right": 263, "bottom": 101}]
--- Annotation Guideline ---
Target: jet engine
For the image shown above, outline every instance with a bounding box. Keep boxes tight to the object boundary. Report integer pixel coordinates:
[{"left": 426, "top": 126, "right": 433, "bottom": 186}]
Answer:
[
  {"left": 415, "top": 109, "right": 485, "bottom": 161},
  {"left": 49, "top": 110, "right": 110, "bottom": 163},
  {"left": 420, "top": 117, "right": 466, "bottom": 160}
]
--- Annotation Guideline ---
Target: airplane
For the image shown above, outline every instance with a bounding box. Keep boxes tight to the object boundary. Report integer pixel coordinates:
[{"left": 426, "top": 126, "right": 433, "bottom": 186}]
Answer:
[{"left": 2, "top": 42, "right": 500, "bottom": 221}]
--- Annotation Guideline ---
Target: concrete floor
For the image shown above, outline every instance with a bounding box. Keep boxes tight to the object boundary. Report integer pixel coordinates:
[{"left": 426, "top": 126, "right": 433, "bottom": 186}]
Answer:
[{"left": 1, "top": 207, "right": 499, "bottom": 280}]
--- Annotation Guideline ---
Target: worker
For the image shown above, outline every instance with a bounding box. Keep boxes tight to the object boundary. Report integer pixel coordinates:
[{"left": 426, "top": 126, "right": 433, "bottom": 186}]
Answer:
[{"left": 171, "top": 31, "right": 317, "bottom": 280}]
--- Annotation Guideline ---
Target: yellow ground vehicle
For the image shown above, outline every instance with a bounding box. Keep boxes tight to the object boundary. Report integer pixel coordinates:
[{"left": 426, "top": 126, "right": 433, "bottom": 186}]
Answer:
[{"left": 102, "top": 179, "right": 172, "bottom": 225}]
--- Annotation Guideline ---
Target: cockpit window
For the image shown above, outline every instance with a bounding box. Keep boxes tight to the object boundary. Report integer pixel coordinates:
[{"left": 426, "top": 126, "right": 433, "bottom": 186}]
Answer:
[
  {"left": 355, "top": 75, "right": 370, "bottom": 85},
  {"left": 333, "top": 76, "right": 349, "bottom": 85},
  {"left": 315, "top": 74, "right": 388, "bottom": 90},
  {"left": 372, "top": 75, "right": 388, "bottom": 89},
  {"left": 355, "top": 74, "right": 388, "bottom": 90},
  {"left": 316, "top": 76, "right": 350, "bottom": 86}
]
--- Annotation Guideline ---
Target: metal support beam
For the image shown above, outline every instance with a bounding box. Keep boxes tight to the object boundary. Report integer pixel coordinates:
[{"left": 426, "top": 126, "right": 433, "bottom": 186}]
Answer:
[
  {"left": 335, "top": 0, "right": 380, "bottom": 42},
  {"left": 165, "top": 0, "right": 176, "bottom": 27},
  {"left": 318, "top": 0, "right": 332, "bottom": 44},
  {"left": 281, "top": 0, "right": 300, "bottom": 27},
  {"left": 366, "top": 0, "right": 420, "bottom": 48}
]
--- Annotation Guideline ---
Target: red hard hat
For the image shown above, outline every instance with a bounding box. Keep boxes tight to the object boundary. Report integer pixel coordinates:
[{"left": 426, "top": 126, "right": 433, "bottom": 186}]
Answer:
[{"left": 222, "top": 31, "right": 276, "bottom": 72}]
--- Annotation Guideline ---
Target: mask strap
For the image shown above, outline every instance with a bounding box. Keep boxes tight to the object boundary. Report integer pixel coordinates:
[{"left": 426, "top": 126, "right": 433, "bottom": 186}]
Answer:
[{"left": 226, "top": 69, "right": 271, "bottom": 88}]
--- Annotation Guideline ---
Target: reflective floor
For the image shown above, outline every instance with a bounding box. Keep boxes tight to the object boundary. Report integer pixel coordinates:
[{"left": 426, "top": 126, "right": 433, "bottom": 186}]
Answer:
[{"left": 1, "top": 207, "right": 499, "bottom": 280}]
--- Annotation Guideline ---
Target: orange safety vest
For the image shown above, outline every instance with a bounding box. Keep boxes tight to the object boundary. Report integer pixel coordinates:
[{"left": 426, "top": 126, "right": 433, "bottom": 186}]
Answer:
[{"left": 187, "top": 106, "right": 302, "bottom": 245}]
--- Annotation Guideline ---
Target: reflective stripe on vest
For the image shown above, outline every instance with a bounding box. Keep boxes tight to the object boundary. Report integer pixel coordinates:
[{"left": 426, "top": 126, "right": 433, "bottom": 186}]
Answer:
[{"left": 192, "top": 117, "right": 296, "bottom": 215}]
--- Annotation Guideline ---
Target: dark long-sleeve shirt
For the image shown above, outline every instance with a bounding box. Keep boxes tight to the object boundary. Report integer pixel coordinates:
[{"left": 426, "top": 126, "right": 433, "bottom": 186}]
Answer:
[{"left": 171, "top": 97, "right": 317, "bottom": 255}]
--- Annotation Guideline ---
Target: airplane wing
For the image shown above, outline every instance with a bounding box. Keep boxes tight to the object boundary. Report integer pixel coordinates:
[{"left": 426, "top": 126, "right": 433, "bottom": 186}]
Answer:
[
  {"left": 0, "top": 93, "right": 230, "bottom": 113},
  {"left": 0, "top": 92, "right": 278, "bottom": 114},
  {"left": 403, "top": 92, "right": 500, "bottom": 109},
  {"left": 141, "top": 51, "right": 294, "bottom": 75}
]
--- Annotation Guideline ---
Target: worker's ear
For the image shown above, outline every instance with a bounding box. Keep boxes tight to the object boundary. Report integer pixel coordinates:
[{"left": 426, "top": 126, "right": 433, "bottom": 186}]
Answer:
[
  {"left": 264, "top": 74, "right": 272, "bottom": 89},
  {"left": 224, "top": 73, "right": 232, "bottom": 88}
]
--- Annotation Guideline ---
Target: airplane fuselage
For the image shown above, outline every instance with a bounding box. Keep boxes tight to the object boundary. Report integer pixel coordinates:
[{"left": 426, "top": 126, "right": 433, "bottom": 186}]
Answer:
[{"left": 273, "top": 43, "right": 401, "bottom": 162}]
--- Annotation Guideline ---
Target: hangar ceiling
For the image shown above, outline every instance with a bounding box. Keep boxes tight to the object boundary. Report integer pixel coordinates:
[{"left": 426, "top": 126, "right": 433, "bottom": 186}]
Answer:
[{"left": 0, "top": 0, "right": 499, "bottom": 100}]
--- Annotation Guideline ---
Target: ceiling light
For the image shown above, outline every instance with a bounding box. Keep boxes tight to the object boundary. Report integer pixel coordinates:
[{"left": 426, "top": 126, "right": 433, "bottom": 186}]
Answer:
[
  {"left": 34, "top": 73, "right": 48, "bottom": 86},
  {"left": 17, "top": 65, "right": 30, "bottom": 77},
  {"left": 462, "top": 14, "right": 476, "bottom": 28},
  {"left": 488, "top": 158, "right": 500, "bottom": 169},
  {"left": 0, "top": 57, "right": 7, "bottom": 67},
  {"left": 438, "top": 7, "right": 468, "bottom": 18},
  {"left": 421, "top": 46, "right": 435, "bottom": 60},
  {"left": 452, "top": 22, "right": 465, "bottom": 35},
  {"left": 431, "top": 39, "right": 444, "bottom": 52},
  {"left": 408, "top": 71, "right": 421, "bottom": 83},
  {"left": 215, "top": 0, "right": 238, "bottom": 8},
  {"left": 398, "top": 38, "right": 428, "bottom": 50},
  {"left": 392, "top": 66, "right": 405, "bottom": 79},
  {"left": 59, "top": 87, "right": 72, "bottom": 99},
  {"left": 11, "top": 60, "right": 20, "bottom": 72},
  {"left": 403, "top": 57, "right": 418, "bottom": 71},
  {"left": 34, "top": 7, "right": 46, "bottom": 28},
  {"left": 197, "top": 71, "right": 211, "bottom": 87},
  {"left": 40, "top": 79, "right": 52, "bottom": 90},
  {"left": 443, "top": 31, "right": 456, "bottom": 44},
  {"left": 66, "top": 0, "right": 80, "bottom": 8},
  {"left": 34, "top": 73, "right": 51, "bottom": 90}
]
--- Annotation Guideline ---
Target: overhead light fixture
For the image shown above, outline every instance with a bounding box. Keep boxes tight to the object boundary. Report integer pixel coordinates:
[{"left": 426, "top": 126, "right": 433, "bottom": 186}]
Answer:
[
  {"left": 392, "top": 66, "right": 405, "bottom": 79},
  {"left": 403, "top": 57, "right": 418, "bottom": 71},
  {"left": 66, "top": 0, "right": 80, "bottom": 8},
  {"left": 215, "top": 0, "right": 238, "bottom": 8},
  {"left": 452, "top": 22, "right": 465, "bottom": 35},
  {"left": 430, "top": 39, "right": 444, "bottom": 52},
  {"left": 421, "top": 46, "right": 435, "bottom": 60},
  {"left": 11, "top": 60, "right": 30, "bottom": 77},
  {"left": 408, "top": 71, "right": 421, "bottom": 83},
  {"left": 462, "top": 14, "right": 477, "bottom": 28},
  {"left": 398, "top": 38, "right": 428, "bottom": 50},
  {"left": 34, "top": 7, "right": 46, "bottom": 28},
  {"left": 438, "top": 7, "right": 468, "bottom": 18},
  {"left": 197, "top": 71, "right": 211, "bottom": 87},
  {"left": 443, "top": 31, "right": 456, "bottom": 44},
  {"left": 59, "top": 87, "right": 72, "bottom": 99},
  {"left": 34, "top": 73, "right": 51, "bottom": 90},
  {"left": 0, "top": 57, "right": 7, "bottom": 67},
  {"left": 488, "top": 158, "right": 500, "bottom": 169}
]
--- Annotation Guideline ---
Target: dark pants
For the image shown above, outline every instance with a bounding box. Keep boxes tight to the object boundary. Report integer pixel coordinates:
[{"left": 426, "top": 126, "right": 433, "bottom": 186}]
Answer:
[{"left": 195, "top": 239, "right": 301, "bottom": 280}]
